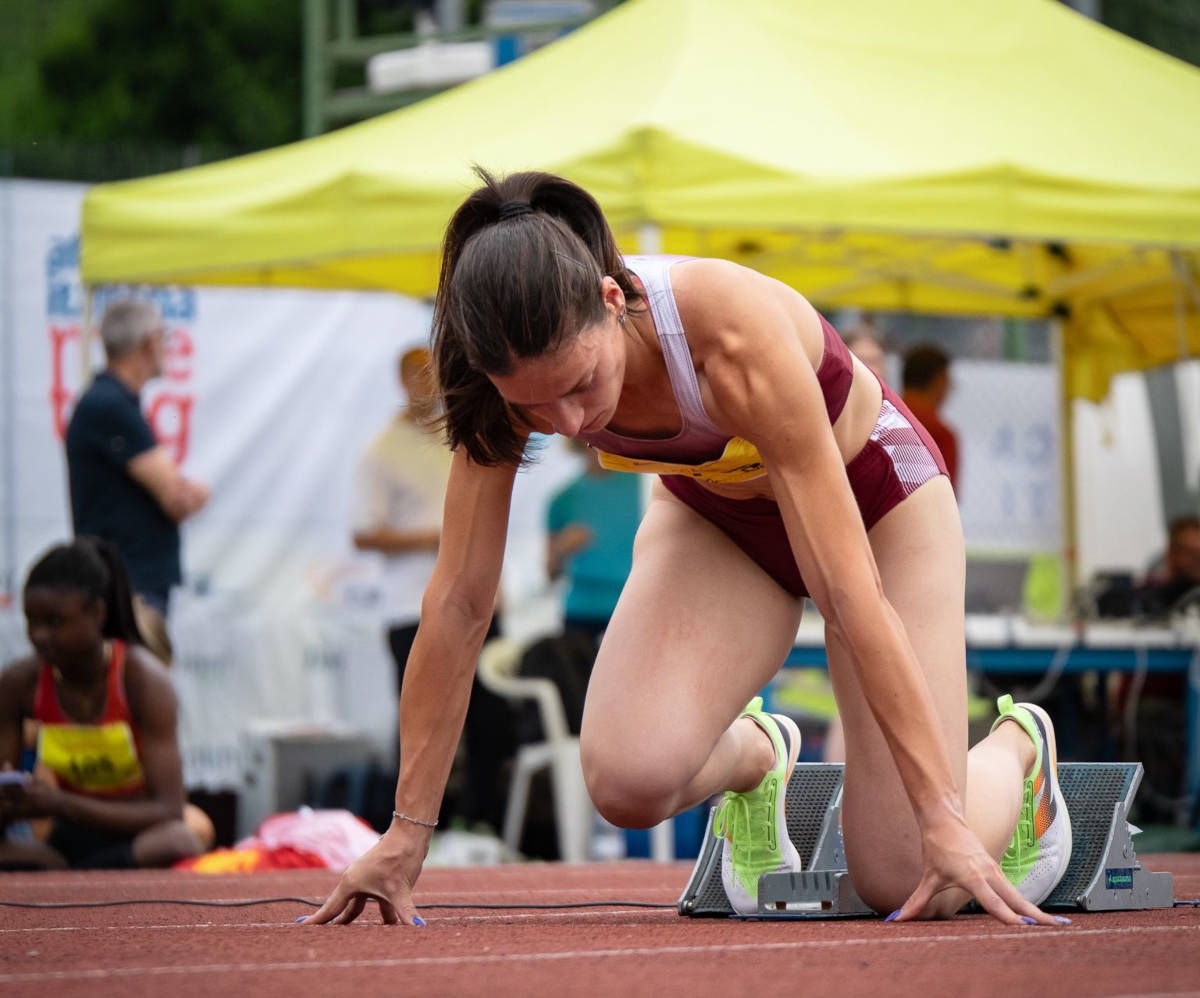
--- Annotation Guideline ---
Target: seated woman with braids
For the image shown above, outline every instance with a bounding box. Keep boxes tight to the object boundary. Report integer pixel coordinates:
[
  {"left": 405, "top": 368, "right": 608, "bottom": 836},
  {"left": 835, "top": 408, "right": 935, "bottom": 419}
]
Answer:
[{"left": 0, "top": 538, "right": 212, "bottom": 870}]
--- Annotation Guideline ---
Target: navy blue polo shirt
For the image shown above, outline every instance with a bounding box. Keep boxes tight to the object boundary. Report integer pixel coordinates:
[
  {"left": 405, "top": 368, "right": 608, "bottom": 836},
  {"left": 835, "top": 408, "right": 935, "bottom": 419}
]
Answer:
[{"left": 65, "top": 371, "right": 181, "bottom": 599}]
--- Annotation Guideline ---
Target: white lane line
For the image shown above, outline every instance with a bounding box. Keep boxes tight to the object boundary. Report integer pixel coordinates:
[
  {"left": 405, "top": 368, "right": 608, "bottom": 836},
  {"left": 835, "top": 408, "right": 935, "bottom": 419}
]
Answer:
[
  {"left": 1, "top": 924, "right": 1198, "bottom": 982},
  {"left": 1102, "top": 993, "right": 1200, "bottom": 998},
  {"left": 0, "top": 908, "right": 678, "bottom": 933}
]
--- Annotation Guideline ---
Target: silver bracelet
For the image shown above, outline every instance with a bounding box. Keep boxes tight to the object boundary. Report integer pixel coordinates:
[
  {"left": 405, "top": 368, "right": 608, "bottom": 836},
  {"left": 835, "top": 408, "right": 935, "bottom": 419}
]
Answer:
[{"left": 392, "top": 810, "right": 438, "bottom": 829}]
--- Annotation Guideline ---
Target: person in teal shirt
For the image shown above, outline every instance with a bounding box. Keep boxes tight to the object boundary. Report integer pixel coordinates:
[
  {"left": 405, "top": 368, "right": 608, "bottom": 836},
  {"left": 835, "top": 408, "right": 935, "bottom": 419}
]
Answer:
[{"left": 546, "top": 442, "right": 643, "bottom": 645}]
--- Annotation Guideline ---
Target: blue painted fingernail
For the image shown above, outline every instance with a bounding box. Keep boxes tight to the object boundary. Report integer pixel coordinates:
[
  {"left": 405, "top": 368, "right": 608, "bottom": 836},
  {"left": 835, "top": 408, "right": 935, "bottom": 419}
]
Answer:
[
  {"left": 884, "top": 910, "right": 901, "bottom": 922},
  {"left": 1054, "top": 916, "right": 1072, "bottom": 925},
  {"left": 412, "top": 915, "right": 426, "bottom": 927},
  {"left": 1021, "top": 916, "right": 1037, "bottom": 925},
  {"left": 295, "top": 916, "right": 307, "bottom": 923}
]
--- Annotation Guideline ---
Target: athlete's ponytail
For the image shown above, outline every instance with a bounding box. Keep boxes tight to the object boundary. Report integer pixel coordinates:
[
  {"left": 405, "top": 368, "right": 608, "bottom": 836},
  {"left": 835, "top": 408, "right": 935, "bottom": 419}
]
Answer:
[
  {"left": 432, "top": 167, "right": 641, "bottom": 466},
  {"left": 24, "top": 537, "right": 145, "bottom": 645}
]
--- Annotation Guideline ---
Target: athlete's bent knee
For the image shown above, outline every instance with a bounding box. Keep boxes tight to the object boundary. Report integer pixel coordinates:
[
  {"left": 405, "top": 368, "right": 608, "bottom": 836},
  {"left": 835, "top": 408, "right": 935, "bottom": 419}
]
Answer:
[
  {"left": 581, "top": 741, "right": 686, "bottom": 829},
  {"left": 133, "top": 819, "right": 204, "bottom": 868}
]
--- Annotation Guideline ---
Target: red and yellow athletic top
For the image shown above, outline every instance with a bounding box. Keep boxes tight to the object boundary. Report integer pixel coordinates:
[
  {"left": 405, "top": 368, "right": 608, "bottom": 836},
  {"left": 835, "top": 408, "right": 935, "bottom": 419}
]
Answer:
[{"left": 33, "top": 639, "right": 146, "bottom": 797}]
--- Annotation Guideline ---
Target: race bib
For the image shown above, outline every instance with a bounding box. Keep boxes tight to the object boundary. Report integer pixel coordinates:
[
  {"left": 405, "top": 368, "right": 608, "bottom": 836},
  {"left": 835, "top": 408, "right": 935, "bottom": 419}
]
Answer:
[{"left": 37, "top": 721, "right": 145, "bottom": 795}]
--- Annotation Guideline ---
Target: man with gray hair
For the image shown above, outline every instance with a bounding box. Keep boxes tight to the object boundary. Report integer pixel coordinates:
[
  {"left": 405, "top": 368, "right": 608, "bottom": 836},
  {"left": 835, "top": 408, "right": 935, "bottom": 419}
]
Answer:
[{"left": 64, "top": 299, "right": 209, "bottom": 659}]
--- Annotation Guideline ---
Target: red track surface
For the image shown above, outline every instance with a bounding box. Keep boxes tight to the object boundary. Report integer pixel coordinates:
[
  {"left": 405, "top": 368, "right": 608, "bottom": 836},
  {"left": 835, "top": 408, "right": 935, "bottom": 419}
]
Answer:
[{"left": 1, "top": 855, "right": 1198, "bottom": 997}]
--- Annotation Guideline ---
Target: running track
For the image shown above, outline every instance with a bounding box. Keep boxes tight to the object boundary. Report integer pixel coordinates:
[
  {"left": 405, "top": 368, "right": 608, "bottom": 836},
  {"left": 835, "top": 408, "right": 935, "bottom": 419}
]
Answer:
[{"left": 1, "top": 856, "right": 1198, "bottom": 997}]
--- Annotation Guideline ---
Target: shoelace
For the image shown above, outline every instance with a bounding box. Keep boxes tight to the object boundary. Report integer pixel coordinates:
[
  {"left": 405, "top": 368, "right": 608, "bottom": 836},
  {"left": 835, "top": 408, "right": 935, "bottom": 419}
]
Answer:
[
  {"left": 1019, "top": 781, "right": 1035, "bottom": 848},
  {"left": 713, "top": 792, "right": 755, "bottom": 878},
  {"left": 713, "top": 777, "right": 784, "bottom": 893}
]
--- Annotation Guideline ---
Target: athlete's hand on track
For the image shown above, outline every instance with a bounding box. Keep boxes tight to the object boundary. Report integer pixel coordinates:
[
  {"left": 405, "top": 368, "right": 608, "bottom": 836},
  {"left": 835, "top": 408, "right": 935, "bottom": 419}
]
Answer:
[
  {"left": 303, "top": 826, "right": 430, "bottom": 926},
  {"left": 890, "top": 815, "right": 1066, "bottom": 926}
]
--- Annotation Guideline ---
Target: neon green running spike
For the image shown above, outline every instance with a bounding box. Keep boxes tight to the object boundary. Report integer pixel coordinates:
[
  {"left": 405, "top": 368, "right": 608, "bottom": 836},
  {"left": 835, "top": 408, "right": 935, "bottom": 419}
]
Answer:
[
  {"left": 713, "top": 697, "right": 802, "bottom": 914},
  {"left": 990, "top": 694, "right": 1073, "bottom": 905}
]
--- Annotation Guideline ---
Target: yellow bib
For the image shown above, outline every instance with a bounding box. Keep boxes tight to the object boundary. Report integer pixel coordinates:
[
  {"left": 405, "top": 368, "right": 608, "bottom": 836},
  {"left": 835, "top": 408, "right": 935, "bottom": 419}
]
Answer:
[
  {"left": 596, "top": 436, "right": 766, "bottom": 484},
  {"left": 37, "top": 721, "right": 145, "bottom": 795}
]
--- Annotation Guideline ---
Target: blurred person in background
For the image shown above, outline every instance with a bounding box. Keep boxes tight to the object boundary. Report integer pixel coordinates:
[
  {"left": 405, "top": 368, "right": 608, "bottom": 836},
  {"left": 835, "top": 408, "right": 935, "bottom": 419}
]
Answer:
[
  {"left": 1114, "top": 514, "right": 1200, "bottom": 824},
  {"left": 352, "top": 347, "right": 512, "bottom": 831},
  {"left": 0, "top": 538, "right": 212, "bottom": 870},
  {"left": 546, "top": 439, "right": 642, "bottom": 648},
  {"left": 844, "top": 323, "right": 888, "bottom": 386},
  {"left": 65, "top": 300, "right": 209, "bottom": 664},
  {"left": 507, "top": 440, "right": 644, "bottom": 777},
  {"left": 1138, "top": 514, "right": 1200, "bottom": 617},
  {"left": 353, "top": 346, "right": 454, "bottom": 688},
  {"left": 901, "top": 344, "right": 959, "bottom": 493}
]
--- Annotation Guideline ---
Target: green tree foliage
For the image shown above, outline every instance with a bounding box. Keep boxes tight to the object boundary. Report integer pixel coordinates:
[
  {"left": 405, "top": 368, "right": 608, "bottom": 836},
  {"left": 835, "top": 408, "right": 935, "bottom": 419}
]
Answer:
[
  {"left": 0, "top": 0, "right": 302, "bottom": 178},
  {"left": 34, "top": 0, "right": 302, "bottom": 150},
  {"left": 0, "top": 0, "right": 98, "bottom": 142},
  {"left": 0, "top": 0, "right": 1195, "bottom": 183},
  {"left": 1101, "top": 0, "right": 1200, "bottom": 71}
]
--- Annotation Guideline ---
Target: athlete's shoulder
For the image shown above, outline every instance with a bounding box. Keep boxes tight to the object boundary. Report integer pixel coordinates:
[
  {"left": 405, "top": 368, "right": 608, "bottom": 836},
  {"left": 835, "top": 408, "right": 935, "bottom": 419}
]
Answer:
[
  {"left": 675, "top": 258, "right": 807, "bottom": 312},
  {"left": 122, "top": 643, "right": 177, "bottom": 718},
  {"left": 672, "top": 259, "right": 810, "bottom": 348}
]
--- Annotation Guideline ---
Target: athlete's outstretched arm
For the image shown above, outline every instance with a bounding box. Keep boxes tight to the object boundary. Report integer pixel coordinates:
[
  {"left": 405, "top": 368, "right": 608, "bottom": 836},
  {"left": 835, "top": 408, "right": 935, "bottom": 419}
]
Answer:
[
  {"left": 681, "top": 260, "right": 1056, "bottom": 926},
  {"left": 307, "top": 448, "right": 520, "bottom": 926}
]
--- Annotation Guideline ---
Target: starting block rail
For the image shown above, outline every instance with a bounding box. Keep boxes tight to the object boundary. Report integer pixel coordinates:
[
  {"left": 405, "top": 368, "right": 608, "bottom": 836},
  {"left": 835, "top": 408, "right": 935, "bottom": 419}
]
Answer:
[{"left": 677, "top": 762, "right": 1174, "bottom": 919}]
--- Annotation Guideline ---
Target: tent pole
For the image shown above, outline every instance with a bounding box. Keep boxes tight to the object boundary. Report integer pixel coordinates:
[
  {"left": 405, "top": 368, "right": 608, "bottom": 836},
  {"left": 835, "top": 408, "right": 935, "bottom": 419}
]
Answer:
[
  {"left": 637, "top": 223, "right": 662, "bottom": 257},
  {"left": 1052, "top": 317, "right": 1078, "bottom": 616},
  {"left": 79, "top": 285, "right": 95, "bottom": 389},
  {"left": 302, "top": 0, "right": 328, "bottom": 138},
  {"left": 1171, "top": 251, "right": 1200, "bottom": 361},
  {"left": 1, "top": 168, "right": 15, "bottom": 599}
]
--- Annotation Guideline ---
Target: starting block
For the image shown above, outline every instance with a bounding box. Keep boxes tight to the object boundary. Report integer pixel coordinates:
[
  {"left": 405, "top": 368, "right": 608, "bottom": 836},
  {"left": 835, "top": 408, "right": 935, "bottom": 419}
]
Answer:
[{"left": 677, "top": 762, "right": 1174, "bottom": 919}]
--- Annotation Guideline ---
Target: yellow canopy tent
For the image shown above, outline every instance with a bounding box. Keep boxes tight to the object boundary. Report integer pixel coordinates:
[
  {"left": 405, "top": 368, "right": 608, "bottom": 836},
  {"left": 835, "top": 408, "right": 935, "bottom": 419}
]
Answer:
[{"left": 81, "top": 0, "right": 1200, "bottom": 402}]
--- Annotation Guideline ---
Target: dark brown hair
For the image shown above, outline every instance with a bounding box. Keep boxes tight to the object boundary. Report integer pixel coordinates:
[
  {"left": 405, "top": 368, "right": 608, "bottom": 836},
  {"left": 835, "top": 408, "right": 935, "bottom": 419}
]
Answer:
[
  {"left": 432, "top": 168, "right": 641, "bottom": 466},
  {"left": 1169, "top": 515, "right": 1200, "bottom": 544},
  {"left": 901, "top": 343, "right": 951, "bottom": 392},
  {"left": 25, "top": 537, "right": 145, "bottom": 646}
]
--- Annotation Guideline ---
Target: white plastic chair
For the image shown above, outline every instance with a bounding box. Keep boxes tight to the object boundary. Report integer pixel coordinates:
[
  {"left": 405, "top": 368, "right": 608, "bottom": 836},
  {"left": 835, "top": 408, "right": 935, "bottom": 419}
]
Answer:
[{"left": 476, "top": 636, "right": 593, "bottom": 863}]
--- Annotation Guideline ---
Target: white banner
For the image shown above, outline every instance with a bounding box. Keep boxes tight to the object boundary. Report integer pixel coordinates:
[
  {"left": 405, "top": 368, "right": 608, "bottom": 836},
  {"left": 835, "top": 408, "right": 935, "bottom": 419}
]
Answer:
[
  {"left": 945, "top": 359, "right": 1062, "bottom": 554},
  {"left": 0, "top": 180, "right": 431, "bottom": 786},
  {"left": 1073, "top": 374, "right": 1166, "bottom": 581}
]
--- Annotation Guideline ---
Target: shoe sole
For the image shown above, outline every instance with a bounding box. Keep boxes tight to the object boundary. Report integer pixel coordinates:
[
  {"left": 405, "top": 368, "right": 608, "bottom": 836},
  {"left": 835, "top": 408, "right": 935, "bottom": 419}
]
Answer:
[{"left": 1018, "top": 701, "right": 1073, "bottom": 900}]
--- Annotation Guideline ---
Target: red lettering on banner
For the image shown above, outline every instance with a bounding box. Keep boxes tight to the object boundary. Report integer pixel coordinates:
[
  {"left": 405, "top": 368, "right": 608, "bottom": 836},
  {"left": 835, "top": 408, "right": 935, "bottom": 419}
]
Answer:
[
  {"left": 49, "top": 324, "right": 80, "bottom": 441},
  {"left": 164, "top": 326, "right": 194, "bottom": 382},
  {"left": 147, "top": 393, "right": 194, "bottom": 465},
  {"left": 47, "top": 319, "right": 197, "bottom": 463}
]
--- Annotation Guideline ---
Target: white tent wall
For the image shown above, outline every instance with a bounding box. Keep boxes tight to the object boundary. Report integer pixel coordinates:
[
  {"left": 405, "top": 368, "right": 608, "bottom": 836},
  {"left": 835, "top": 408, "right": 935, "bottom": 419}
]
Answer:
[
  {"left": 2, "top": 179, "right": 80, "bottom": 596},
  {"left": 1071, "top": 359, "right": 1200, "bottom": 588},
  {"left": 1073, "top": 376, "right": 1166, "bottom": 585}
]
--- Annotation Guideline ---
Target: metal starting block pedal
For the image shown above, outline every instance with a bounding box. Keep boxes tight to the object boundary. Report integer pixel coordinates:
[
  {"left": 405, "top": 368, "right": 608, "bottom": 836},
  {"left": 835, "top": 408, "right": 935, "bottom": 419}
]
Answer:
[
  {"left": 678, "top": 763, "right": 866, "bottom": 919},
  {"left": 677, "top": 762, "right": 1174, "bottom": 919},
  {"left": 1043, "top": 762, "right": 1173, "bottom": 911}
]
